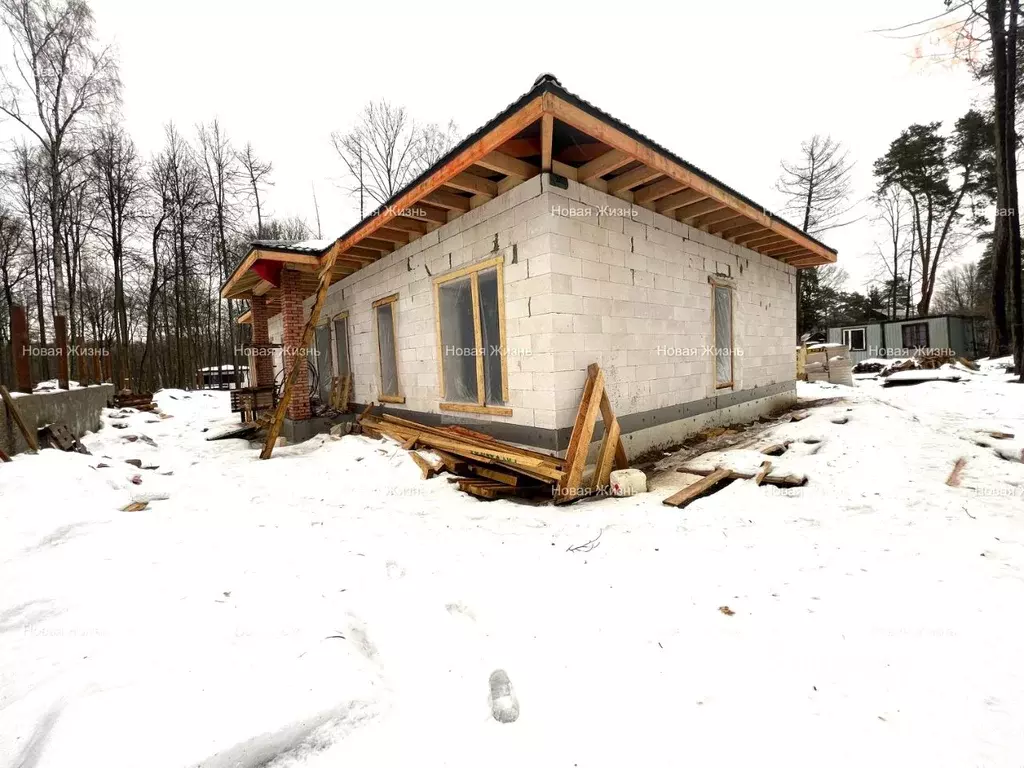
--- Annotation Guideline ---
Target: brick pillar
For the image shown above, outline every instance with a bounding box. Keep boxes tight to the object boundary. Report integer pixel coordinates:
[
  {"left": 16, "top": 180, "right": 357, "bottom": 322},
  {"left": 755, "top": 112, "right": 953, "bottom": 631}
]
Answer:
[
  {"left": 280, "top": 269, "right": 311, "bottom": 420},
  {"left": 249, "top": 295, "right": 274, "bottom": 389},
  {"left": 10, "top": 304, "right": 32, "bottom": 393}
]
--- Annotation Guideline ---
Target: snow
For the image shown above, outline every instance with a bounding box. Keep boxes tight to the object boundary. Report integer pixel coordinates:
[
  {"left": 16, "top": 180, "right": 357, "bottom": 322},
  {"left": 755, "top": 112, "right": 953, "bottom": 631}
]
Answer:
[{"left": 2, "top": 370, "right": 1024, "bottom": 767}]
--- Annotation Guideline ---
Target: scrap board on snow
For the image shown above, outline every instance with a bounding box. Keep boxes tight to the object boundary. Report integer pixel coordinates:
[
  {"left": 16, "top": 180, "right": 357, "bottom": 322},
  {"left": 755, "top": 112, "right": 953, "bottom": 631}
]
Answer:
[{"left": 357, "top": 363, "right": 628, "bottom": 503}]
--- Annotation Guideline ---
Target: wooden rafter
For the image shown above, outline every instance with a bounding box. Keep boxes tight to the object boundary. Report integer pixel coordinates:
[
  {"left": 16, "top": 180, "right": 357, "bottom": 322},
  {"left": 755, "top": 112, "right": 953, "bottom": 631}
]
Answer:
[
  {"left": 690, "top": 208, "right": 742, "bottom": 229},
  {"left": 706, "top": 214, "right": 748, "bottom": 235},
  {"left": 423, "top": 190, "right": 470, "bottom": 212},
  {"left": 373, "top": 228, "right": 412, "bottom": 245},
  {"left": 444, "top": 172, "right": 498, "bottom": 197},
  {"left": 540, "top": 113, "right": 553, "bottom": 172},
  {"left": 634, "top": 179, "right": 686, "bottom": 206},
  {"left": 475, "top": 150, "right": 539, "bottom": 179},
  {"left": 655, "top": 188, "right": 706, "bottom": 214},
  {"left": 720, "top": 222, "right": 764, "bottom": 240},
  {"left": 577, "top": 149, "right": 631, "bottom": 182},
  {"left": 607, "top": 165, "right": 662, "bottom": 195},
  {"left": 543, "top": 92, "right": 836, "bottom": 264},
  {"left": 676, "top": 198, "right": 727, "bottom": 222}
]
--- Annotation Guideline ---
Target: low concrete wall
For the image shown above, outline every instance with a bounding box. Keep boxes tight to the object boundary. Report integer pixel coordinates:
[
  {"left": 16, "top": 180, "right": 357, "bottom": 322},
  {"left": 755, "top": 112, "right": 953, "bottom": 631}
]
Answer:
[{"left": 1, "top": 384, "right": 114, "bottom": 456}]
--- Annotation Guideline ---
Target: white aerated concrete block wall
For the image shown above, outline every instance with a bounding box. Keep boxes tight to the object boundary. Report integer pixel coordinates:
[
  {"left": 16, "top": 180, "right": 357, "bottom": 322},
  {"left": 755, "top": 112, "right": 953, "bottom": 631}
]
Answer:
[
  {"left": 301, "top": 175, "right": 572, "bottom": 429},
  {"left": 531, "top": 175, "right": 797, "bottom": 431}
]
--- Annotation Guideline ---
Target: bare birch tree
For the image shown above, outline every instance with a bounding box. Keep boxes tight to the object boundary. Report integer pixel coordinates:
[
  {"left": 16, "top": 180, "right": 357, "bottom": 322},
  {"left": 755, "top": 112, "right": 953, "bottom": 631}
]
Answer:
[{"left": 0, "top": 0, "right": 119, "bottom": 321}]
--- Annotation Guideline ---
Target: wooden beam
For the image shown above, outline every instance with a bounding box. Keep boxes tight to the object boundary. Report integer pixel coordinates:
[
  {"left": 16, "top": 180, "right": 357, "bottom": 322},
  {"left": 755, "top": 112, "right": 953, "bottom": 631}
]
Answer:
[
  {"left": 704, "top": 214, "right": 748, "bottom": 234},
  {"left": 348, "top": 246, "right": 385, "bottom": 260},
  {"left": 662, "top": 468, "right": 732, "bottom": 508},
  {"left": 721, "top": 222, "right": 764, "bottom": 240},
  {"left": 475, "top": 150, "right": 539, "bottom": 179},
  {"left": 766, "top": 245, "right": 809, "bottom": 259},
  {"left": 675, "top": 198, "right": 727, "bottom": 221},
  {"left": 423, "top": 189, "right": 471, "bottom": 212},
  {"left": 737, "top": 231, "right": 787, "bottom": 247},
  {"left": 253, "top": 249, "right": 320, "bottom": 266},
  {"left": 402, "top": 205, "right": 448, "bottom": 223},
  {"left": 444, "top": 172, "right": 497, "bottom": 197},
  {"left": 373, "top": 228, "right": 412, "bottom": 245},
  {"left": 655, "top": 188, "right": 706, "bottom": 214},
  {"left": 606, "top": 165, "right": 662, "bottom": 195},
  {"left": 0, "top": 384, "right": 38, "bottom": 452},
  {"left": 577, "top": 149, "right": 631, "bottom": 183},
  {"left": 324, "top": 94, "right": 545, "bottom": 266},
  {"left": 545, "top": 93, "right": 836, "bottom": 264},
  {"left": 744, "top": 234, "right": 790, "bottom": 249},
  {"left": 540, "top": 113, "right": 553, "bottom": 172},
  {"left": 634, "top": 179, "right": 686, "bottom": 206},
  {"left": 386, "top": 217, "right": 429, "bottom": 234}
]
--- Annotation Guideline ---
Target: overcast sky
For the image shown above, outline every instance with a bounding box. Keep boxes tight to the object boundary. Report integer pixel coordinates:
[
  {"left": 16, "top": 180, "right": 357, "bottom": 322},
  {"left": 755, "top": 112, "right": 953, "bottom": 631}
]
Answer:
[{"left": 86, "top": 0, "right": 985, "bottom": 290}]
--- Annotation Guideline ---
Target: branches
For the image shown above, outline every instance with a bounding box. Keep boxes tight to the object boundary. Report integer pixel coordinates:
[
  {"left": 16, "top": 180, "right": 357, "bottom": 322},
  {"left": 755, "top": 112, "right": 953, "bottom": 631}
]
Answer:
[
  {"left": 331, "top": 100, "right": 460, "bottom": 214},
  {"left": 776, "top": 135, "right": 859, "bottom": 235}
]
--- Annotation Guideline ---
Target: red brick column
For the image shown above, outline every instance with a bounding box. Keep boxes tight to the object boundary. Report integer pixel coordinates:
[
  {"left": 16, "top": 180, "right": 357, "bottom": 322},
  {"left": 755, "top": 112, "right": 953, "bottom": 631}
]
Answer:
[
  {"left": 249, "top": 295, "right": 274, "bottom": 389},
  {"left": 280, "top": 268, "right": 311, "bottom": 420}
]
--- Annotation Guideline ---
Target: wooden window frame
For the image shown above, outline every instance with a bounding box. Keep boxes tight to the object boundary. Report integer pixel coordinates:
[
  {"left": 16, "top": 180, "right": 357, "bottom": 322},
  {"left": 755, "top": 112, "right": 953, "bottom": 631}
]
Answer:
[
  {"left": 433, "top": 255, "right": 511, "bottom": 416},
  {"left": 843, "top": 327, "right": 866, "bottom": 352},
  {"left": 372, "top": 293, "right": 405, "bottom": 404},
  {"left": 331, "top": 311, "right": 351, "bottom": 378},
  {"left": 901, "top": 322, "right": 929, "bottom": 349},
  {"left": 710, "top": 280, "right": 735, "bottom": 390}
]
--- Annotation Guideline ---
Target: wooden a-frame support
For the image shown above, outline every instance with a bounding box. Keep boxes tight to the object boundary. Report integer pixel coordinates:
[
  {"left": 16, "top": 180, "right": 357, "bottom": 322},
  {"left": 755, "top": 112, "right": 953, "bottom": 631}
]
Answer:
[{"left": 553, "top": 363, "right": 627, "bottom": 504}]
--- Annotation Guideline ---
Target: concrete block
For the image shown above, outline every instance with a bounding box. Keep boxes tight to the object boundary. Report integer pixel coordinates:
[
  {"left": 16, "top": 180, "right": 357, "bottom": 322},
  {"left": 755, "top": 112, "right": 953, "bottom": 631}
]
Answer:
[{"left": 609, "top": 468, "right": 647, "bottom": 497}]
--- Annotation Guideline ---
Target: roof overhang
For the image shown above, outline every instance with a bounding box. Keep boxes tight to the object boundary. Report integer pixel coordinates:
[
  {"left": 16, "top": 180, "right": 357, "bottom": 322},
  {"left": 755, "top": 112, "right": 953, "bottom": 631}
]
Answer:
[{"left": 221, "top": 76, "right": 837, "bottom": 308}]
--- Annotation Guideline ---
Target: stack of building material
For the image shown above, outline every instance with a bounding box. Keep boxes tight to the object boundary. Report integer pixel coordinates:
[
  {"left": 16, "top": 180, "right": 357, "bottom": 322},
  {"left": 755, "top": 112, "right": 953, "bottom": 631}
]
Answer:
[
  {"left": 357, "top": 363, "right": 628, "bottom": 503},
  {"left": 113, "top": 391, "right": 156, "bottom": 412},
  {"left": 803, "top": 343, "right": 853, "bottom": 386},
  {"left": 358, "top": 412, "right": 564, "bottom": 500}
]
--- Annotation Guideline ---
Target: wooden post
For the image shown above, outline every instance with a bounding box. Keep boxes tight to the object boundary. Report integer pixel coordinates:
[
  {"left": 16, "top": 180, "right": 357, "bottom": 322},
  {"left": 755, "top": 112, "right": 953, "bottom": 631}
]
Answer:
[
  {"left": 10, "top": 304, "right": 32, "bottom": 394},
  {"left": 77, "top": 337, "right": 89, "bottom": 385},
  {"left": 54, "top": 315, "right": 69, "bottom": 390}
]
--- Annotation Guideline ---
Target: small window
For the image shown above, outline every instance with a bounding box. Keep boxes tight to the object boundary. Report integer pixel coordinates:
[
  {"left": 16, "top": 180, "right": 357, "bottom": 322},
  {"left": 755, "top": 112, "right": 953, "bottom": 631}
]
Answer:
[
  {"left": 373, "top": 294, "right": 403, "bottom": 403},
  {"left": 332, "top": 313, "right": 350, "bottom": 377},
  {"left": 313, "top": 323, "right": 332, "bottom": 404},
  {"left": 901, "top": 322, "right": 929, "bottom": 349},
  {"left": 713, "top": 283, "right": 734, "bottom": 388},
  {"left": 843, "top": 328, "right": 866, "bottom": 352},
  {"left": 434, "top": 256, "right": 510, "bottom": 415}
]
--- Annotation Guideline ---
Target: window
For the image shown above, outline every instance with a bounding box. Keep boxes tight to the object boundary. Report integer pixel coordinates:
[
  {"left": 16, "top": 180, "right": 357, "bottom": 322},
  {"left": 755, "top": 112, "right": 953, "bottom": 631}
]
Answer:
[
  {"left": 332, "top": 313, "right": 350, "bottom": 377},
  {"left": 433, "top": 256, "right": 510, "bottom": 415},
  {"left": 843, "top": 327, "right": 866, "bottom": 352},
  {"left": 901, "top": 322, "right": 929, "bottom": 349},
  {"left": 712, "top": 283, "right": 734, "bottom": 388},
  {"left": 373, "top": 294, "right": 403, "bottom": 403},
  {"left": 313, "top": 323, "right": 332, "bottom": 404}
]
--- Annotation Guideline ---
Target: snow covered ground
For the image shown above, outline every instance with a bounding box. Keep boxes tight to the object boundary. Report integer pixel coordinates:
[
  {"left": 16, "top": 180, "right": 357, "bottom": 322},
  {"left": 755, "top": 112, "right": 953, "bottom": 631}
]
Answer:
[{"left": 2, "top": 363, "right": 1023, "bottom": 767}]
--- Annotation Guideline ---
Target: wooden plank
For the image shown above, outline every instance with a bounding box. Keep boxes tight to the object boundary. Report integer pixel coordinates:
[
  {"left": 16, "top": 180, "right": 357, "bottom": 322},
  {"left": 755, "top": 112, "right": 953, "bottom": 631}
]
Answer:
[
  {"left": 475, "top": 150, "right": 539, "bottom": 179},
  {"left": 753, "top": 461, "right": 772, "bottom": 486},
  {"left": 593, "top": 417, "right": 621, "bottom": 491},
  {"left": 606, "top": 165, "right": 662, "bottom": 195},
  {"left": 655, "top": 188, "right": 705, "bottom": 214},
  {"left": 634, "top": 179, "right": 686, "bottom": 206},
  {"left": 721, "top": 222, "right": 765, "bottom": 240},
  {"left": 599, "top": 390, "right": 628, "bottom": 470},
  {"left": 677, "top": 465, "right": 806, "bottom": 487},
  {"left": 401, "top": 435, "right": 419, "bottom": 450},
  {"left": 439, "top": 402, "right": 513, "bottom": 417},
  {"left": 577, "top": 149, "right": 631, "bottom": 183},
  {"left": 378, "top": 414, "right": 561, "bottom": 465},
  {"left": 409, "top": 450, "right": 437, "bottom": 480},
  {"left": 554, "top": 363, "right": 605, "bottom": 504},
  {"left": 338, "top": 373, "right": 352, "bottom": 413},
  {"left": 662, "top": 468, "right": 733, "bottom": 507},
  {"left": 0, "top": 385, "right": 38, "bottom": 452},
  {"left": 540, "top": 113, "right": 553, "bottom": 172},
  {"left": 423, "top": 189, "right": 471, "bottom": 212},
  {"left": 444, "top": 172, "right": 497, "bottom": 197}
]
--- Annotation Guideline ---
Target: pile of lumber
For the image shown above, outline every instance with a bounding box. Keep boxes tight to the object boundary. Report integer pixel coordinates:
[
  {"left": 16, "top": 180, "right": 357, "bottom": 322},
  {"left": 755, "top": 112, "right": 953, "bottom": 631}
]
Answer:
[
  {"left": 113, "top": 391, "right": 155, "bottom": 412},
  {"left": 356, "top": 363, "right": 628, "bottom": 503},
  {"left": 358, "top": 411, "right": 564, "bottom": 500}
]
